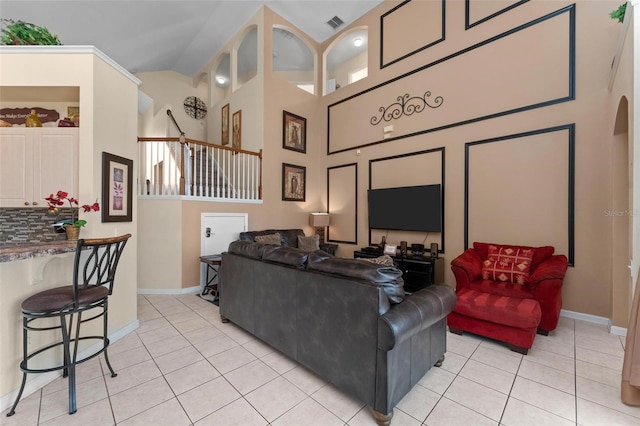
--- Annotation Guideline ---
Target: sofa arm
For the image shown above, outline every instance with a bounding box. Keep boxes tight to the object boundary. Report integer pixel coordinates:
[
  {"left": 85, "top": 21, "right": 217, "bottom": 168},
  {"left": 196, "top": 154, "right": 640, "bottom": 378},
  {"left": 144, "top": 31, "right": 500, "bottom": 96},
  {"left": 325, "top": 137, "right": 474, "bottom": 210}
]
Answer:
[
  {"left": 529, "top": 254, "right": 568, "bottom": 332},
  {"left": 529, "top": 254, "right": 568, "bottom": 284},
  {"left": 377, "top": 284, "right": 456, "bottom": 351},
  {"left": 451, "top": 249, "right": 483, "bottom": 290}
]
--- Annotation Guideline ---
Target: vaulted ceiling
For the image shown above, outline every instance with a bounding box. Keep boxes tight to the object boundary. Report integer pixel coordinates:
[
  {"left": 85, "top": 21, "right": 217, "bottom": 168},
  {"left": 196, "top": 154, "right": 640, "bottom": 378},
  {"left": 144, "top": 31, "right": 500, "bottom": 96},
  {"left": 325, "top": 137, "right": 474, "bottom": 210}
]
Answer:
[{"left": 1, "top": 1, "right": 383, "bottom": 77}]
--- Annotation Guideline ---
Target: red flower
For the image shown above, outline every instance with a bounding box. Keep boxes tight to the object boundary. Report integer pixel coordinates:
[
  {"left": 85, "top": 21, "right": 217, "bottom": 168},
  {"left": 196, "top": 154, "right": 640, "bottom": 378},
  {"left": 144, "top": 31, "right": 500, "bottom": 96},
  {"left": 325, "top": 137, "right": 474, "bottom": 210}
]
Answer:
[{"left": 45, "top": 190, "right": 100, "bottom": 227}]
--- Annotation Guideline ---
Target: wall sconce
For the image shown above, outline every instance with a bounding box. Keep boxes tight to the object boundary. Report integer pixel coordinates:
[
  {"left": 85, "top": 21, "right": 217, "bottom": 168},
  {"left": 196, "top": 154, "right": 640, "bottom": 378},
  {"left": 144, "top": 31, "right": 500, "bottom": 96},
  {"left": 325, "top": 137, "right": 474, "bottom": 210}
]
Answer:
[{"left": 309, "top": 213, "right": 330, "bottom": 243}]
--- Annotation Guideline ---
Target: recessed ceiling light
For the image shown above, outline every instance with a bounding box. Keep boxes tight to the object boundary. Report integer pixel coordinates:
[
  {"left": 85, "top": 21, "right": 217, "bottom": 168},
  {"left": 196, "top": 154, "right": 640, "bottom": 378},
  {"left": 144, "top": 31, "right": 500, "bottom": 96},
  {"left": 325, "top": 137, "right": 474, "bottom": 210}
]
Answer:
[
  {"left": 353, "top": 37, "right": 363, "bottom": 47},
  {"left": 216, "top": 76, "right": 226, "bottom": 84}
]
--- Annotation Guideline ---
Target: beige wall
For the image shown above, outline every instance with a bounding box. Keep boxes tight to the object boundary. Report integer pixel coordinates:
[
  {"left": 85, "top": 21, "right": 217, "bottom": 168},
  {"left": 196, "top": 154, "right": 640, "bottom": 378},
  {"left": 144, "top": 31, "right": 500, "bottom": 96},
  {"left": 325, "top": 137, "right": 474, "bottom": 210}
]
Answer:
[
  {"left": 0, "top": 48, "right": 139, "bottom": 399},
  {"left": 136, "top": 70, "right": 208, "bottom": 140},
  {"left": 136, "top": 1, "right": 636, "bottom": 325},
  {"left": 318, "top": 0, "right": 631, "bottom": 320}
]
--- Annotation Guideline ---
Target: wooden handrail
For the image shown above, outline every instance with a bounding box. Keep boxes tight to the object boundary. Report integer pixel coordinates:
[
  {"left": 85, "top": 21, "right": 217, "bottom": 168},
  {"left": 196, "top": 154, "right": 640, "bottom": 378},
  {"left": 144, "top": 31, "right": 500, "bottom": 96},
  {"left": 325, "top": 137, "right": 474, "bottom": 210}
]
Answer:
[
  {"left": 137, "top": 137, "right": 261, "bottom": 157},
  {"left": 166, "top": 110, "right": 185, "bottom": 136}
]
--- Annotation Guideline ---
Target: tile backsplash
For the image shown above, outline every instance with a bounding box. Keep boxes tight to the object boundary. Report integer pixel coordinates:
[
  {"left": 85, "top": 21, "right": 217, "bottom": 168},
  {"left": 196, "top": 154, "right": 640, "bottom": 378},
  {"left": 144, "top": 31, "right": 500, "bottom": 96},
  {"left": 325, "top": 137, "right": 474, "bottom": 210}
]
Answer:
[{"left": 0, "top": 208, "right": 74, "bottom": 244}]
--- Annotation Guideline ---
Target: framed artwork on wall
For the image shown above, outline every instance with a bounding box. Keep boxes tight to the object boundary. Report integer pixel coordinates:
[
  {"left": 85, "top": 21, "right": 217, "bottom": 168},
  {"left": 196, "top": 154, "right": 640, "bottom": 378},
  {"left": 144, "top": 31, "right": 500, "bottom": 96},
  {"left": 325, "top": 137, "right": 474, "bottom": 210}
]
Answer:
[
  {"left": 102, "top": 152, "right": 133, "bottom": 222},
  {"left": 282, "top": 163, "right": 306, "bottom": 201},
  {"left": 283, "top": 110, "right": 306, "bottom": 153},
  {"left": 232, "top": 110, "right": 242, "bottom": 149},
  {"left": 221, "top": 103, "right": 229, "bottom": 145}
]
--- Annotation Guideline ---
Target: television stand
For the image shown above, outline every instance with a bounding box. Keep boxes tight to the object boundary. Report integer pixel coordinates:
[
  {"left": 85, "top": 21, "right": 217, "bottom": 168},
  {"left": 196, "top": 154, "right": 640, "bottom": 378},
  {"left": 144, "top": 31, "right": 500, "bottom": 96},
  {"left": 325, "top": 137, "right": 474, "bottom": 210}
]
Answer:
[{"left": 353, "top": 250, "right": 444, "bottom": 293}]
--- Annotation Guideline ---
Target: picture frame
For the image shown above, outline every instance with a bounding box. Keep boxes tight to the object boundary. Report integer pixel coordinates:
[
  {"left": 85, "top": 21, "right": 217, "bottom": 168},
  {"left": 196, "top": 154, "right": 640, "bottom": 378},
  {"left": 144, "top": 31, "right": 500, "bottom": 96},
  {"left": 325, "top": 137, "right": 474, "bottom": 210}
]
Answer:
[
  {"left": 283, "top": 110, "right": 306, "bottom": 153},
  {"left": 102, "top": 152, "right": 133, "bottom": 222},
  {"left": 282, "top": 163, "right": 306, "bottom": 201},
  {"left": 221, "top": 103, "right": 229, "bottom": 145},
  {"left": 232, "top": 110, "right": 242, "bottom": 149}
]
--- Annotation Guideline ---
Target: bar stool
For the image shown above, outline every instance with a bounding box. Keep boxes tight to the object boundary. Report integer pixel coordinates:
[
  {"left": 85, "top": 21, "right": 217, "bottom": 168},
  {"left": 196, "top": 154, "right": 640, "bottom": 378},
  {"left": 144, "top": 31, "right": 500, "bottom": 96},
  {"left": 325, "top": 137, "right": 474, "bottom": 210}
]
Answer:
[{"left": 6, "top": 234, "right": 131, "bottom": 417}]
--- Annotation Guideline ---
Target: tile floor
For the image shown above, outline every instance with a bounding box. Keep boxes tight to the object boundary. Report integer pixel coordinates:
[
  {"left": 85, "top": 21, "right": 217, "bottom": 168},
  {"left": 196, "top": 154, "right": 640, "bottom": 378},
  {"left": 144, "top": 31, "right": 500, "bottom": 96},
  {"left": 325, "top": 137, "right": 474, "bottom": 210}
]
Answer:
[{"left": 2, "top": 293, "right": 640, "bottom": 426}]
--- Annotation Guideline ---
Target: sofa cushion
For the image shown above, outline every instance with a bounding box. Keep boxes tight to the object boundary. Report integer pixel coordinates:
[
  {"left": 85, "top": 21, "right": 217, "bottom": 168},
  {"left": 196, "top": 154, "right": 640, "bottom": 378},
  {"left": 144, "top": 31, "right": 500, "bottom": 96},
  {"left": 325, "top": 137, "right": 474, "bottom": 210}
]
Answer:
[
  {"left": 255, "top": 233, "right": 281, "bottom": 245},
  {"left": 357, "top": 255, "right": 395, "bottom": 267},
  {"left": 453, "top": 288, "right": 541, "bottom": 329},
  {"left": 298, "top": 234, "right": 320, "bottom": 251},
  {"left": 473, "top": 242, "right": 555, "bottom": 272},
  {"left": 481, "top": 244, "right": 534, "bottom": 284},
  {"left": 262, "top": 245, "right": 309, "bottom": 268},
  {"left": 240, "top": 229, "right": 304, "bottom": 247},
  {"left": 228, "top": 240, "right": 268, "bottom": 259},
  {"left": 307, "top": 249, "right": 333, "bottom": 264},
  {"left": 307, "top": 257, "right": 405, "bottom": 304}
]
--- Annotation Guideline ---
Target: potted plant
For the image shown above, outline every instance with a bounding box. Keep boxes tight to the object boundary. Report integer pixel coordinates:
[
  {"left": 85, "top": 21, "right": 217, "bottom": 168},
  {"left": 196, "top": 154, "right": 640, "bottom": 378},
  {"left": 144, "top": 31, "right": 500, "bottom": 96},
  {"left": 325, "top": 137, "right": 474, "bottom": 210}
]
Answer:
[
  {"left": 0, "top": 19, "right": 61, "bottom": 45},
  {"left": 610, "top": 3, "right": 627, "bottom": 23},
  {"left": 46, "top": 191, "right": 99, "bottom": 240}
]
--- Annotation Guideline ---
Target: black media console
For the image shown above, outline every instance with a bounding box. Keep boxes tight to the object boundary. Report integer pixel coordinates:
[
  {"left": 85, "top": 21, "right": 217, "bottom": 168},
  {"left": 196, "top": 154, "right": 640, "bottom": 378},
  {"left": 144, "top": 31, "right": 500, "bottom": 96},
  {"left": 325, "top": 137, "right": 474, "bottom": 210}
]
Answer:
[{"left": 353, "top": 249, "right": 444, "bottom": 293}]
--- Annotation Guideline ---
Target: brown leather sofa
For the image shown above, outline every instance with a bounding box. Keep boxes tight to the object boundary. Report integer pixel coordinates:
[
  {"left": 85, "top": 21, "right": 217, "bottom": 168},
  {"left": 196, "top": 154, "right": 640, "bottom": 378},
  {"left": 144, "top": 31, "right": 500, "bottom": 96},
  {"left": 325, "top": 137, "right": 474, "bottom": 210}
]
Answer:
[{"left": 219, "top": 240, "right": 456, "bottom": 425}]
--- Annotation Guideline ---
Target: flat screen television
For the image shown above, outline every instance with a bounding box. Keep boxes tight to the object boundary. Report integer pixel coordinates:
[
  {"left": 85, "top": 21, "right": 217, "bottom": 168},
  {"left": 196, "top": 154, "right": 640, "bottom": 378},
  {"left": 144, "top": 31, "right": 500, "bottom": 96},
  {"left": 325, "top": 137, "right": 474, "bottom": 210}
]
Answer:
[{"left": 368, "top": 184, "right": 442, "bottom": 232}]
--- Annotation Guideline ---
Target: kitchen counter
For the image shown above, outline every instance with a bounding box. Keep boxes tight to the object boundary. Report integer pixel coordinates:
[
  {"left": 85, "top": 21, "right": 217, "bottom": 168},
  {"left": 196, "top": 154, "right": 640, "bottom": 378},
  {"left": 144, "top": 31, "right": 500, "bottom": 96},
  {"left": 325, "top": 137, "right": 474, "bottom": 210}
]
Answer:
[{"left": 0, "top": 240, "right": 78, "bottom": 263}]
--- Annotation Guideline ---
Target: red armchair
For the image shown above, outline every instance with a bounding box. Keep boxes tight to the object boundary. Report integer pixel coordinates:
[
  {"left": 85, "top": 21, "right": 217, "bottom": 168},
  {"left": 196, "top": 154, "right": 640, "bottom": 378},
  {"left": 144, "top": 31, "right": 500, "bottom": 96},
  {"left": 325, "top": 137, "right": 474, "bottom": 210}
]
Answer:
[{"left": 447, "top": 242, "right": 568, "bottom": 354}]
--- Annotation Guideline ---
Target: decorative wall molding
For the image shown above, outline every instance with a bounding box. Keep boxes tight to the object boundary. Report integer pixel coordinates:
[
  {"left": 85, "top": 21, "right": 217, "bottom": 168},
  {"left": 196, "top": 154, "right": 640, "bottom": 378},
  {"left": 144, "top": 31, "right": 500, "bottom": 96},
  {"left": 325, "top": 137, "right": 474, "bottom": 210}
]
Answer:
[
  {"left": 327, "top": 163, "right": 358, "bottom": 244},
  {"left": 328, "top": 4, "right": 575, "bottom": 155},
  {"left": 370, "top": 91, "right": 444, "bottom": 125},
  {"left": 380, "top": 0, "right": 446, "bottom": 69},
  {"left": 464, "top": 124, "right": 575, "bottom": 266},
  {"left": 368, "top": 147, "right": 445, "bottom": 251},
  {"left": 465, "top": 0, "right": 529, "bottom": 30}
]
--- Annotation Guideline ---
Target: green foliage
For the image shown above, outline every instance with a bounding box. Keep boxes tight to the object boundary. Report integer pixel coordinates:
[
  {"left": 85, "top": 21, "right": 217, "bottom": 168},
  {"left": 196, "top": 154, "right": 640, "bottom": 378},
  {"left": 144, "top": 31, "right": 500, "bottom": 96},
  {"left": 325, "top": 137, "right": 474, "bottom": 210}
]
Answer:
[
  {"left": 0, "top": 19, "right": 61, "bottom": 45},
  {"left": 610, "top": 3, "right": 627, "bottom": 23}
]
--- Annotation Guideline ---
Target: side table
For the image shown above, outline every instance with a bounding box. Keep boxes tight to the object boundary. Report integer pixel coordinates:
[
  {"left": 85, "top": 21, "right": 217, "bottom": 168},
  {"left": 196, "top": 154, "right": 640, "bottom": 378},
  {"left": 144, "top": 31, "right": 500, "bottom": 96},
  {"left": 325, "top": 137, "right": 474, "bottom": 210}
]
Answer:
[{"left": 199, "top": 254, "right": 222, "bottom": 301}]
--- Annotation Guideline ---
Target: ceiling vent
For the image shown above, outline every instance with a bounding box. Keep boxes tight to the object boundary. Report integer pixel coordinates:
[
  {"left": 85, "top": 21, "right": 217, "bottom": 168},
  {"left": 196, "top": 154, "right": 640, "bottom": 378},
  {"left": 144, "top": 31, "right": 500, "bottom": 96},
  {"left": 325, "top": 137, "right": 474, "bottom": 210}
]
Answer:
[{"left": 326, "top": 16, "right": 344, "bottom": 30}]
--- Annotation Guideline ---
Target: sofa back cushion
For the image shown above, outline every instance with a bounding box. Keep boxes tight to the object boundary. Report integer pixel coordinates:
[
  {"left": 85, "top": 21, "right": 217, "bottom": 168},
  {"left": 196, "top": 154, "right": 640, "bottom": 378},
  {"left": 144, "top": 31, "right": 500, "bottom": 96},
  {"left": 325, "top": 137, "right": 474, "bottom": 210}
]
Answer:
[
  {"left": 239, "top": 229, "right": 304, "bottom": 247},
  {"left": 262, "top": 245, "right": 309, "bottom": 268},
  {"left": 473, "top": 242, "right": 555, "bottom": 271},
  {"left": 228, "top": 240, "right": 268, "bottom": 259},
  {"left": 307, "top": 256, "right": 405, "bottom": 304}
]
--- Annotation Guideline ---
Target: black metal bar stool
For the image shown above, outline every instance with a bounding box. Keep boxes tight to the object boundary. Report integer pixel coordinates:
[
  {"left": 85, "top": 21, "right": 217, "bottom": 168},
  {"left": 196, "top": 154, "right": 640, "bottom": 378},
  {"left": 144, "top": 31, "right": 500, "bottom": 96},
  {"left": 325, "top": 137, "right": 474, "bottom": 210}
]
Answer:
[{"left": 6, "top": 234, "right": 131, "bottom": 417}]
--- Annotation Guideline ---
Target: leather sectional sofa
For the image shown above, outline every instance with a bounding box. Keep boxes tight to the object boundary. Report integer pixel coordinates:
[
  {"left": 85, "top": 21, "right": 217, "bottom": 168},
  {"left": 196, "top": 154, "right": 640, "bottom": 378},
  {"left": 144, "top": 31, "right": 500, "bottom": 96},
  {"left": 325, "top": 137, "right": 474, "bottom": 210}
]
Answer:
[{"left": 219, "top": 239, "right": 456, "bottom": 425}]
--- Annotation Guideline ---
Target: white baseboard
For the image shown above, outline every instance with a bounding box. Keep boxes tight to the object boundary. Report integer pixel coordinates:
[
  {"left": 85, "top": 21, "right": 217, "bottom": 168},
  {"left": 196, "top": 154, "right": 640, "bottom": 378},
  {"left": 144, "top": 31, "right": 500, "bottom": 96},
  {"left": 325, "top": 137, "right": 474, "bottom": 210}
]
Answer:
[
  {"left": 137, "top": 285, "right": 201, "bottom": 295},
  {"left": 560, "top": 309, "right": 628, "bottom": 336},
  {"left": 0, "top": 319, "right": 139, "bottom": 413}
]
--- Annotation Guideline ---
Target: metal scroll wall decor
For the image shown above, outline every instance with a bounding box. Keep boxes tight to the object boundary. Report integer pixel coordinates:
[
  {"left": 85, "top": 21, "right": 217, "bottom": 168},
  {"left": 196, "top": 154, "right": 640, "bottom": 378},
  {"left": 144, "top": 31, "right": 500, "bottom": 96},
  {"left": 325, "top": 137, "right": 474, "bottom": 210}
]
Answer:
[{"left": 370, "top": 91, "right": 444, "bottom": 125}]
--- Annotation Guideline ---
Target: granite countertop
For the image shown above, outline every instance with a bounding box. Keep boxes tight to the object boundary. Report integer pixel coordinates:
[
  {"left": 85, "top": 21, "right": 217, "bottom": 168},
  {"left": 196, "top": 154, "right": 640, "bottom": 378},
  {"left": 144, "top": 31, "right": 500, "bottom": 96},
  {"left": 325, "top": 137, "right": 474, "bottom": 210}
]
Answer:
[{"left": 0, "top": 240, "right": 78, "bottom": 263}]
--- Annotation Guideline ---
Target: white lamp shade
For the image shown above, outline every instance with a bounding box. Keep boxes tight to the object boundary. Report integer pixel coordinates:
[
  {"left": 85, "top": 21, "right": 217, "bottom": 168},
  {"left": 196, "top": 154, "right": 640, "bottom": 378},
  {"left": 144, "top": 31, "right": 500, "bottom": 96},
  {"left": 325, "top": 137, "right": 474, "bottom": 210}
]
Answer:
[{"left": 309, "top": 213, "right": 330, "bottom": 227}]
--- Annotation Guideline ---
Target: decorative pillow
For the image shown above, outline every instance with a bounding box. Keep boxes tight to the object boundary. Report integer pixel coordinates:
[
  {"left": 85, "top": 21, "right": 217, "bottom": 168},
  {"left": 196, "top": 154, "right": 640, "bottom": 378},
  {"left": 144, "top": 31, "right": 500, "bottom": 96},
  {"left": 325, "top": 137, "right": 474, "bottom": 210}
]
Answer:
[
  {"left": 297, "top": 234, "right": 320, "bottom": 252},
  {"left": 254, "top": 233, "right": 281, "bottom": 245},
  {"left": 358, "top": 255, "right": 395, "bottom": 267},
  {"left": 481, "top": 244, "right": 534, "bottom": 284}
]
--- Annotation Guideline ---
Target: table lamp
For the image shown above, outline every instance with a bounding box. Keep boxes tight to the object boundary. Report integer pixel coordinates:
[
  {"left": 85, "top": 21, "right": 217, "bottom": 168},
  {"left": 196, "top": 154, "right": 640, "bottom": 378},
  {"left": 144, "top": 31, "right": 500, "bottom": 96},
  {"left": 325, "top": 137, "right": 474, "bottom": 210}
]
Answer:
[{"left": 309, "top": 212, "right": 330, "bottom": 243}]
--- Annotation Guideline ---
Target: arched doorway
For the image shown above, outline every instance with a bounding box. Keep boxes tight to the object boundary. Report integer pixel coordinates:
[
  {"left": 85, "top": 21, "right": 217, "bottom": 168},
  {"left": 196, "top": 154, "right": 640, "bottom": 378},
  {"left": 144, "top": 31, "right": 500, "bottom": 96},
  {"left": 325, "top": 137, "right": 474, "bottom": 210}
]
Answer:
[{"left": 611, "top": 96, "right": 632, "bottom": 328}]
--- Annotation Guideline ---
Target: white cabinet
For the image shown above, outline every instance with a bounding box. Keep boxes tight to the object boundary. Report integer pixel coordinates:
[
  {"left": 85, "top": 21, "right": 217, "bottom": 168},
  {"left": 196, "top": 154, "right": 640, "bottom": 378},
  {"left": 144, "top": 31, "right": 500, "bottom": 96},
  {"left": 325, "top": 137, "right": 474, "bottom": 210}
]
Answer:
[{"left": 0, "top": 128, "right": 79, "bottom": 207}]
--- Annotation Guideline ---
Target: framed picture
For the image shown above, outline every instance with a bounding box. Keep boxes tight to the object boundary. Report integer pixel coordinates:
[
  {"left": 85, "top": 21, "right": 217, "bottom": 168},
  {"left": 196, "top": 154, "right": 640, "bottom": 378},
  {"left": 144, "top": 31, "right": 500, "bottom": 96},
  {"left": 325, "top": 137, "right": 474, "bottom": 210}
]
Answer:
[
  {"left": 282, "top": 163, "right": 306, "bottom": 201},
  {"left": 232, "top": 110, "right": 242, "bottom": 149},
  {"left": 221, "top": 103, "right": 229, "bottom": 145},
  {"left": 102, "top": 152, "right": 133, "bottom": 222},
  {"left": 283, "top": 111, "right": 306, "bottom": 153}
]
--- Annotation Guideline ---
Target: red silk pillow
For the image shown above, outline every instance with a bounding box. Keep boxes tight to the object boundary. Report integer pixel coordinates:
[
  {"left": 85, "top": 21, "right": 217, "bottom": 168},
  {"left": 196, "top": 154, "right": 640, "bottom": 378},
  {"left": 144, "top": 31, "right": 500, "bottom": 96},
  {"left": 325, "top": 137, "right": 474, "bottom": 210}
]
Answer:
[
  {"left": 473, "top": 242, "right": 554, "bottom": 271},
  {"left": 481, "top": 244, "right": 534, "bottom": 284}
]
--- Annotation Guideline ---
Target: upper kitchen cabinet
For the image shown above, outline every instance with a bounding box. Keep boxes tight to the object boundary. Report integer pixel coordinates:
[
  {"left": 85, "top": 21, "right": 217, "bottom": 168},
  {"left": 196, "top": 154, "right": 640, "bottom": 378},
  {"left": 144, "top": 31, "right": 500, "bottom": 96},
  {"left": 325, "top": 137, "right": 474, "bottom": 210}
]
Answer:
[{"left": 0, "top": 127, "right": 79, "bottom": 207}]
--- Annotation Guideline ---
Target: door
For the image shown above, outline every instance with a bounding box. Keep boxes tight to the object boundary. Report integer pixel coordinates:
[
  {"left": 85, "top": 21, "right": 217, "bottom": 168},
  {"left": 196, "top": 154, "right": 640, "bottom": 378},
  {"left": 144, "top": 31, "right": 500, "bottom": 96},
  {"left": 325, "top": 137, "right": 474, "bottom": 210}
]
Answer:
[
  {"left": 201, "top": 213, "right": 247, "bottom": 286},
  {"left": 0, "top": 129, "right": 32, "bottom": 207}
]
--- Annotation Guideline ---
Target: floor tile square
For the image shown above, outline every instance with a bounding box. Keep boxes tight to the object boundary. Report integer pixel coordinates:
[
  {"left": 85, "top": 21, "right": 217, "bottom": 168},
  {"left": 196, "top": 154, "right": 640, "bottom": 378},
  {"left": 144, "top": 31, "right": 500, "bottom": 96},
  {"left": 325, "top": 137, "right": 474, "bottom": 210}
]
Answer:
[
  {"left": 164, "top": 359, "right": 220, "bottom": 395},
  {"left": 311, "top": 383, "right": 365, "bottom": 422},
  {"left": 39, "top": 398, "right": 113, "bottom": 426},
  {"left": 177, "top": 376, "right": 241, "bottom": 422},
  {"left": 39, "top": 376, "right": 108, "bottom": 423},
  {"left": 271, "top": 397, "right": 343, "bottom": 426},
  {"left": 283, "top": 365, "right": 327, "bottom": 395},
  {"left": 245, "top": 376, "right": 307, "bottom": 422},
  {"left": 117, "top": 398, "right": 191, "bottom": 426},
  {"left": 194, "top": 397, "right": 268, "bottom": 426},
  {"left": 109, "top": 376, "right": 174, "bottom": 423},
  {"left": 424, "top": 397, "right": 498, "bottom": 426},
  {"left": 153, "top": 345, "right": 205, "bottom": 374},
  {"left": 207, "top": 345, "right": 257, "bottom": 374},
  {"left": 443, "top": 376, "right": 507, "bottom": 422},
  {"left": 225, "top": 359, "right": 279, "bottom": 395},
  {"left": 459, "top": 359, "right": 515, "bottom": 394},
  {"left": 501, "top": 397, "right": 574, "bottom": 426},
  {"left": 577, "top": 397, "right": 640, "bottom": 426},
  {"left": 417, "top": 365, "right": 456, "bottom": 395},
  {"left": 517, "top": 358, "right": 575, "bottom": 394},
  {"left": 510, "top": 376, "right": 575, "bottom": 422},
  {"left": 104, "top": 359, "right": 162, "bottom": 396}
]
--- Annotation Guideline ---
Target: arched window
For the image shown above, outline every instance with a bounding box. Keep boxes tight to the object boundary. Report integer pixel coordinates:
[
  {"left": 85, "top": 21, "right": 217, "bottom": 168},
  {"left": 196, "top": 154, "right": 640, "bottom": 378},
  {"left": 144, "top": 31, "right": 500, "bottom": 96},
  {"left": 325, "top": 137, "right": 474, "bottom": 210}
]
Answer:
[
  {"left": 237, "top": 27, "right": 258, "bottom": 87},
  {"left": 324, "top": 27, "right": 368, "bottom": 95},
  {"left": 272, "top": 26, "right": 315, "bottom": 95}
]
